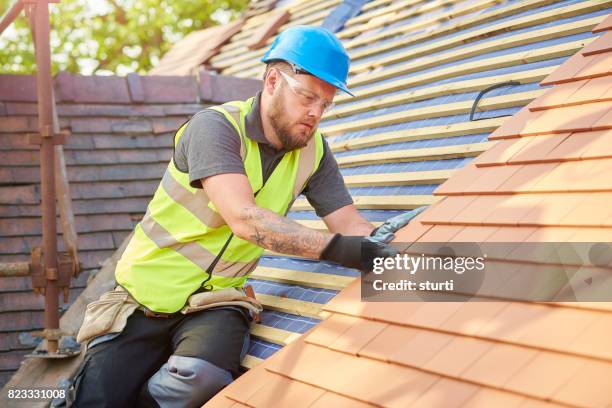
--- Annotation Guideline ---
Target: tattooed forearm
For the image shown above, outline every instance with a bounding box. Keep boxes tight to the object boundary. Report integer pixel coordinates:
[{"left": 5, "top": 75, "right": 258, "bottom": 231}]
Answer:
[
  {"left": 250, "top": 227, "right": 265, "bottom": 247},
  {"left": 240, "top": 206, "right": 333, "bottom": 258}
]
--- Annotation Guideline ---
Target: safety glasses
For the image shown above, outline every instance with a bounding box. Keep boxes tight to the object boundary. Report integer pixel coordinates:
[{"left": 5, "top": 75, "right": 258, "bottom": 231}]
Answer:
[{"left": 277, "top": 69, "right": 335, "bottom": 114}]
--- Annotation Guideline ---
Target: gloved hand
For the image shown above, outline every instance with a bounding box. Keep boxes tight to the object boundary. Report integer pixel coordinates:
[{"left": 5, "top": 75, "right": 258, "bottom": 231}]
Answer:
[
  {"left": 320, "top": 234, "right": 397, "bottom": 273},
  {"left": 369, "top": 206, "right": 426, "bottom": 243}
]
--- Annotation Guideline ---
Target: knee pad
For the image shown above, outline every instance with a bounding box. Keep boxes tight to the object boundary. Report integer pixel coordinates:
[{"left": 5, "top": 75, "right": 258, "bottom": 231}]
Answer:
[{"left": 146, "top": 355, "right": 232, "bottom": 408}]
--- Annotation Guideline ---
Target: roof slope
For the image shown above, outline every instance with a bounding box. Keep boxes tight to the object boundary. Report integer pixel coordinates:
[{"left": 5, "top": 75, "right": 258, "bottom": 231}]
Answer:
[
  {"left": 203, "top": 0, "right": 611, "bottom": 373},
  {"left": 0, "top": 71, "right": 261, "bottom": 388},
  {"left": 2, "top": 0, "right": 611, "bottom": 403},
  {"left": 204, "top": 6, "right": 612, "bottom": 408}
]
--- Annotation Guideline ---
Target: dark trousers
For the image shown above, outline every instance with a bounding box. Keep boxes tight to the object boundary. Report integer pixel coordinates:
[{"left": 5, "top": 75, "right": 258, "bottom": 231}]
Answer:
[{"left": 70, "top": 307, "right": 251, "bottom": 408}]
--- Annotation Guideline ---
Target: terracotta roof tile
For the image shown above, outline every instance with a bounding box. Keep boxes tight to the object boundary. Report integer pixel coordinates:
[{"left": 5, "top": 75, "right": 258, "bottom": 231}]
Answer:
[
  {"left": 357, "top": 325, "right": 419, "bottom": 362},
  {"left": 448, "top": 225, "right": 500, "bottom": 242},
  {"left": 528, "top": 80, "right": 588, "bottom": 111},
  {"left": 432, "top": 164, "right": 484, "bottom": 195},
  {"left": 482, "top": 194, "right": 548, "bottom": 226},
  {"left": 505, "top": 352, "right": 586, "bottom": 401},
  {"left": 419, "top": 196, "right": 479, "bottom": 224},
  {"left": 572, "top": 50, "right": 612, "bottom": 80},
  {"left": 579, "top": 127, "right": 612, "bottom": 158},
  {"left": 506, "top": 134, "right": 570, "bottom": 164},
  {"left": 552, "top": 360, "right": 612, "bottom": 407},
  {"left": 476, "top": 302, "right": 551, "bottom": 342},
  {"left": 564, "top": 74, "right": 612, "bottom": 104},
  {"left": 524, "top": 160, "right": 599, "bottom": 191},
  {"left": 488, "top": 106, "right": 543, "bottom": 139},
  {"left": 561, "top": 192, "right": 612, "bottom": 226},
  {"left": 304, "top": 313, "right": 359, "bottom": 347},
  {"left": 522, "top": 102, "right": 610, "bottom": 135},
  {"left": 568, "top": 314, "right": 612, "bottom": 360},
  {"left": 410, "top": 378, "right": 479, "bottom": 408},
  {"left": 327, "top": 318, "right": 387, "bottom": 355},
  {"left": 460, "top": 342, "right": 538, "bottom": 388},
  {"left": 245, "top": 373, "right": 325, "bottom": 407},
  {"left": 541, "top": 48, "right": 603, "bottom": 86},
  {"left": 309, "top": 392, "right": 375, "bottom": 408},
  {"left": 582, "top": 30, "right": 612, "bottom": 56},
  {"left": 463, "top": 388, "right": 526, "bottom": 407},
  {"left": 516, "top": 307, "right": 599, "bottom": 351},
  {"left": 522, "top": 226, "right": 582, "bottom": 242},
  {"left": 463, "top": 165, "right": 522, "bottom": 193},
  {"left": 438, "top": 301, "right": 510, "bottom": 336},
  {"left": 495, "top": 163, "right": 559, "bottom": 192},
  {"left": 593, "top": 13, "right": 612, "bottom": 33},
  {"left": 265, "top": 339, "right": 440, "bottom": 407},
  {"left": 544, "top": 129, "right": 611, "bottom": 161},
  {"left": 384, "top": 329, "right": 455, "bottom": 367},
  {"left": 218, "top": 367, "right": 277, "bottom": 405},
  {"left": 204, "top": 395, "right": 237, "bottom": 408},
  {"left": 246, "top": 10, "right": 291, "bottom": 50},
  {"left": 472, "top": 138, "right": 535, "bottom": 167},
  {"left": 518, "top": 193, "right": 588, "bottom": 226},
  {"left": 404, "top": 302, "right": 465, "bottom": 330},
  {"left": 417, "top": 224, "right": 465, "bottom": 241},
  {"left": 423, "top": 336, "right": 496, "bottom": 378},
  {"left": 392, "top": 216, "right": 434, "bottom": 242},
  {"left": 592, "top": 104, "right": 612, "bottom": 128},
  {"left": 449, "top": 195, "right": 507, "bottom": 225}
]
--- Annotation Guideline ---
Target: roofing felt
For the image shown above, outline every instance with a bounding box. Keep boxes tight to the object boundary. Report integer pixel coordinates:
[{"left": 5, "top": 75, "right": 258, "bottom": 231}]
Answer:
[{"left": 1, "top": 0, "right": 611, "bottom": 405}]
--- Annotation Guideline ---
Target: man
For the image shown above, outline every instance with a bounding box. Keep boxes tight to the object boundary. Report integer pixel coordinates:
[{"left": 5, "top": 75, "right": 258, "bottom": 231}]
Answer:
[{"left": 69, "top": 26, "right": 418, "bottom": 407}]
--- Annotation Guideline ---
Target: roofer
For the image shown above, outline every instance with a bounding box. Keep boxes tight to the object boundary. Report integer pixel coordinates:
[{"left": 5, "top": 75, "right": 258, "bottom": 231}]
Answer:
[{"left": 67, "top": 25, "right": 422, "bottom": 407}]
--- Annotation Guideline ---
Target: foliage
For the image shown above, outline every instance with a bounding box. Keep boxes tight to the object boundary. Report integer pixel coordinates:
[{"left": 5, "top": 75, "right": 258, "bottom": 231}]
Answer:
[{"left": 0, "top": 0, "right": 247, "bottom": 75}]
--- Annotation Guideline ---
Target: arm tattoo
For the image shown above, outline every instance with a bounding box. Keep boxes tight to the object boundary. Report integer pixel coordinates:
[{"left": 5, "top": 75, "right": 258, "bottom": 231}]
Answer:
[
  {"left": 239, "top": 206, "right": 332, "bottom": 258},
  {"left": 250, "top": 227, "right": 265, "bottom": 247}
]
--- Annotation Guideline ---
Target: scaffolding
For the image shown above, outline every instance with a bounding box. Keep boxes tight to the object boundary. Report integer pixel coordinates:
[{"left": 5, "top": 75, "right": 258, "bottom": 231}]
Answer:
[{"left": 0, "top": 0, "right": 80, "bottom": 358}]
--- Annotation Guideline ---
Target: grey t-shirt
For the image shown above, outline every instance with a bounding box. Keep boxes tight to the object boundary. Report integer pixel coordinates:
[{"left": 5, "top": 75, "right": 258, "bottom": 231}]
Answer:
[{"left": 173, "top": 92, "right": 353, "bottom": 217}]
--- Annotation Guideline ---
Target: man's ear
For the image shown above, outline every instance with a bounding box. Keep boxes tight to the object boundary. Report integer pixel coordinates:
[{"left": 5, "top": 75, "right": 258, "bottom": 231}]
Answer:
[{"left": 264, "top": 69, "right": 279, "bottom": 95}]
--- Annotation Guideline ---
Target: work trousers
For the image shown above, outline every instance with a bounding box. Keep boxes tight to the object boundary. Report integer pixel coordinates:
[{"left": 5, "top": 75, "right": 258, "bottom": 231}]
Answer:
[{"left": 69, "top": 306, "right": 251, "bottom": 408}]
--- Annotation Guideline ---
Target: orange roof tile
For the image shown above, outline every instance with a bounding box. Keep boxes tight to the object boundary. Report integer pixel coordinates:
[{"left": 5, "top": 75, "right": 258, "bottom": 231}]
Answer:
[{"left": 593, "top": 13, "right": 612, "bottom": 33}]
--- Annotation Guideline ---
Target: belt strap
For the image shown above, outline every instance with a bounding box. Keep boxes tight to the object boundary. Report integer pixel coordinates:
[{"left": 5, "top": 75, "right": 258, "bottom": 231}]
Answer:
[{"left": 140, "top": 306, "right": 176, "bottom": 319}]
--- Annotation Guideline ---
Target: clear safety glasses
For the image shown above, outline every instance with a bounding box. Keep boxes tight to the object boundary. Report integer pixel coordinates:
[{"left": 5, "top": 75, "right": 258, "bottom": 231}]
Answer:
[{"left": 277, "top": 69, "right": 335, "bottom": 114}]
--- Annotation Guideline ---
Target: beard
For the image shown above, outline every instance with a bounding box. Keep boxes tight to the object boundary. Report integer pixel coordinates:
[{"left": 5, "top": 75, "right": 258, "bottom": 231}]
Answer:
[{"left": 268, "top": 94, "right": 316, "bottom": 151}]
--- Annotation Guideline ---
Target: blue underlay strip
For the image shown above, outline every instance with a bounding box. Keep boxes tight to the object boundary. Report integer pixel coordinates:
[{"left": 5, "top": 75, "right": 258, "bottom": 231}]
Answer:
[
  {"left": 247, "top": 278, "right": 339, "bottom": 304},
  {"left": 339, "top": 156, "right": 474, "bottom": 175},
  {"left": 321, "top": 0, "right": 370, "bottom": 33},
  {"left": 327, "top": 106, "right": 521, "bottom": 143},
  {"left": 258, "top": 256, "right": 361, "bottom": 277}
]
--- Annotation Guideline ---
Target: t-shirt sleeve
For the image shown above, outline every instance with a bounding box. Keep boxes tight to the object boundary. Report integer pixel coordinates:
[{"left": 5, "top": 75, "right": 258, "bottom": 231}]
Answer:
[
  {"left": 173, "top": 109, "right": 246, "bottom": 189},
  {"left": 302, "top": 138, "right": 353, "bottom": 217}
]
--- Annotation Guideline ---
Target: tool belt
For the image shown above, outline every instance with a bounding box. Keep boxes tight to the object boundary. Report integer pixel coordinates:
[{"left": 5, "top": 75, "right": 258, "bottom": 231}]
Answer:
[{"left": 77, "top": 286, "right": 262, "bottom": 344}]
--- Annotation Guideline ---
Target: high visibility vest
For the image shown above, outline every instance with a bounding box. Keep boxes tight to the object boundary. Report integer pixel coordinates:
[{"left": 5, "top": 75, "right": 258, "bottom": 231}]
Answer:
[{"left": 115, "top": 97, "right": 324, "bottom": 313}]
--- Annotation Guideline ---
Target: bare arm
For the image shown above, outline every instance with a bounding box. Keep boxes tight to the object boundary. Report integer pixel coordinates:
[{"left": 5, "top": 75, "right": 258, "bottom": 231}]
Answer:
[
  {"left": 323, "top": 203, "right": 375, "bottom": 236},
  {"left": 202, "top": 173, "right": 334, "bottom": 259}
]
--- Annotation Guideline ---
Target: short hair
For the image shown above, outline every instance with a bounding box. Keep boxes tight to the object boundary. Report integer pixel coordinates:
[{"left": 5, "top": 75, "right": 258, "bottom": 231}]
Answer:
[{"left": 262, "top": 60, "right": 292, "bottom": 81}]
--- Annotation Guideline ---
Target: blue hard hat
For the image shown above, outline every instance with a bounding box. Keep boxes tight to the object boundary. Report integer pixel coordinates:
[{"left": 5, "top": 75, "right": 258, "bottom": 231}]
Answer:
[{"left": 261, "top": 26, "right": 354, "bottom": 96}]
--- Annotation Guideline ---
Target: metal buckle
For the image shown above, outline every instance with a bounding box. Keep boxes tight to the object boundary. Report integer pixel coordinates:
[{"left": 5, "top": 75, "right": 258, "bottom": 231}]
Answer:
[{"left": 143, "top": 308, "right": 174, "bottom": 318}]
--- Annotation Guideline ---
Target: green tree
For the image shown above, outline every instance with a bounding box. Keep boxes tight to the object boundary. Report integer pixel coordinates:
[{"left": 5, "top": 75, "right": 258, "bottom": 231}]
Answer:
[{"left": 0, "top": 0, "right": 248, "bottom": 75}]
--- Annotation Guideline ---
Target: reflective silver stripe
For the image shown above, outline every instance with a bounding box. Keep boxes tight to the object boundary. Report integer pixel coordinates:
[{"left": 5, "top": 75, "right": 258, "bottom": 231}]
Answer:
[
  {"left": 161, "top": 171, "right": 226, "bottom": 228},
  {"left": 217, "top": 104, "right": 246, "bottom": 160},
  {"left": 140, "top": 211, "right": 256, "bottom": 278},
  {"left": 293, "top": 135, "right": 317, "bottom": 199}
]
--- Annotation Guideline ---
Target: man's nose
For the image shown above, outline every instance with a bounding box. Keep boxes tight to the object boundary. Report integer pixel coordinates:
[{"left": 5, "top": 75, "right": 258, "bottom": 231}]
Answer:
[{"left": 307, "top": 104, "right": 324, "bottom": 118}]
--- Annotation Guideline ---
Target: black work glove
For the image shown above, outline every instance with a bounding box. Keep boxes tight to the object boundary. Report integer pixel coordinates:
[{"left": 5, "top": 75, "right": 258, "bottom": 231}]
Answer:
[{"left": 320, "top": 234, "right": 398, "bottom": 273}]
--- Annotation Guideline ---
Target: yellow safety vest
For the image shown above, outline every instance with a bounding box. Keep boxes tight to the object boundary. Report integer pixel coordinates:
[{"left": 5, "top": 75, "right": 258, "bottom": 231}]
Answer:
[{"left": 115, "top": 97, "right": 324, "bottom": 313}]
